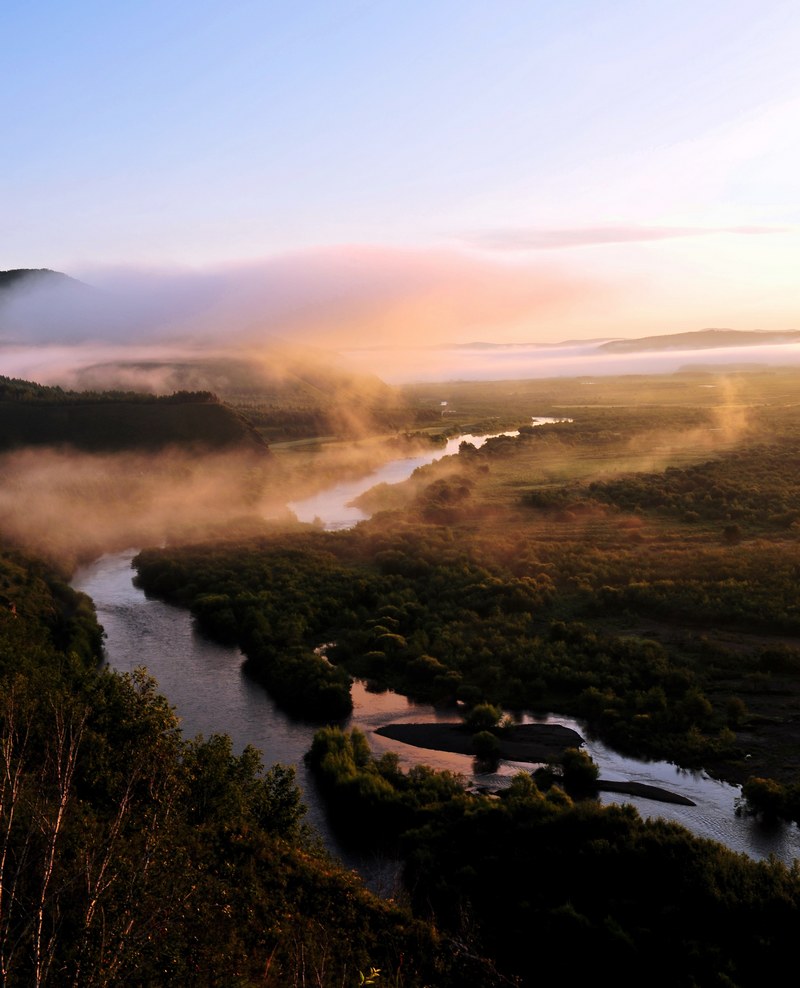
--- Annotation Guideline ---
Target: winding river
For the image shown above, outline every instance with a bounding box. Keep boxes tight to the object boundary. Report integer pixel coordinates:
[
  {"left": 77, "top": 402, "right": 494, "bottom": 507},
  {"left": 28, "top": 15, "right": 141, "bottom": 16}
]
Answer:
[
  {"left": 287, "top": 428, "right": 524, "bottom": 528},
  {"left": 72, "top": 423, "right": 800, "bottom": 880}
]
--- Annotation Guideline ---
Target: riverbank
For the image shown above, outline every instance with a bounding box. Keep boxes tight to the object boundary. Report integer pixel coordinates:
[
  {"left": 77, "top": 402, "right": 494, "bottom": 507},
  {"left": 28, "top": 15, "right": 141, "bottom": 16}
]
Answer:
[{"left": 374, "top": 721, "right": 696, "bottom": 806}]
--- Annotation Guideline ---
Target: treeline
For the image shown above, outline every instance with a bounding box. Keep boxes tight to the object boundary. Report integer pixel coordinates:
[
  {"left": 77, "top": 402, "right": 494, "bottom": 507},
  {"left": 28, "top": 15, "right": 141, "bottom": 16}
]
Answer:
[
  {"left": 0, "top": 376, "right": 267, "bottom": 453},
  {"left": 308, "top": 726, "right": 800, "bottom": 987},
  {"left": 0, "top": 268, "right": 76, "bottom": 292},
  {"left": 0, "top": 543, "right": 487, "bottom": 987},
  {"left": 0, "top": 375, "right": 219, "bottom": 405},
  {"left": 228, "top": 397, "right": 444, "bottom": 442}
]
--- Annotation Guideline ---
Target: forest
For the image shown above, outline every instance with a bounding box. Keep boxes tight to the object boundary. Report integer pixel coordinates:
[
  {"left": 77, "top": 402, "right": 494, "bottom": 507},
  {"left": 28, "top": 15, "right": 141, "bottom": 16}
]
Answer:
[
  {"left": 2, "top": 366, "right": 800, "bottom": 985},
  {"left": 0, "top": 375, "right": 267, "bottom": 453}
]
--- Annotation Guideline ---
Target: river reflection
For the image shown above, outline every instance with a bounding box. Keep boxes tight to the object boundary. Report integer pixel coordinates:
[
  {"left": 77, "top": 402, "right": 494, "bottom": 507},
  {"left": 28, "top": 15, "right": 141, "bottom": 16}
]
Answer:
[{"left": 352, "top": 684, "right": 800, "bottom": 865}]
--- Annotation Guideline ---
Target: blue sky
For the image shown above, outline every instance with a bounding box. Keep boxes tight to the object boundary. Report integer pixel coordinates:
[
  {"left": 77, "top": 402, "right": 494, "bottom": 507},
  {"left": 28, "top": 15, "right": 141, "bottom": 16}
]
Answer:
[{"left": 3, "top": 0, "right": 800, "bottom": 348}]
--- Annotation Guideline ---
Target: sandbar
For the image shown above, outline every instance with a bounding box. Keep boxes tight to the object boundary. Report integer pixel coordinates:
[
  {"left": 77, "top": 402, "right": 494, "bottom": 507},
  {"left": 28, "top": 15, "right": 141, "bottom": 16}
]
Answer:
[{"left": 373, "top": 721, "right": 696, "bottom": 806}]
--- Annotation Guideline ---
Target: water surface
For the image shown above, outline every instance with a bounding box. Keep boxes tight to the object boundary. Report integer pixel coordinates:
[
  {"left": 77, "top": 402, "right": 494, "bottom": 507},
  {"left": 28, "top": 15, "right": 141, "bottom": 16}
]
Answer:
[
  {"left": 288, "top": 430, "right": 520, "bottom": 528},
  {"left": 73, "top": 552, "right": 800, "bottom": 872}
]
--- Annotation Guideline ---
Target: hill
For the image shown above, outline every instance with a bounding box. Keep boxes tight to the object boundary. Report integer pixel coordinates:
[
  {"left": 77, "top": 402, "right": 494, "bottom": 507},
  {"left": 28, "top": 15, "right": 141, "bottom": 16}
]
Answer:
[
  {"left": 599, "top": 327, "right": 800, "bottom": 353},
  {"left": 0, "top": 267, "right": 86, "bottom": 293},
  {"left": 65, "top": 348, "right": 416, "bottom": 441},
  {"left": 0, "top": 269, "right": 407, "bottom": 439},
  {"left": 0, "top": 375, "right": 268, "bottom": 453}
]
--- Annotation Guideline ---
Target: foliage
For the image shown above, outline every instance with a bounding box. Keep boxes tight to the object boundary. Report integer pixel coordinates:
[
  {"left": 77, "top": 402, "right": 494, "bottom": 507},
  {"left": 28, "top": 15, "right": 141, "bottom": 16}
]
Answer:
[
  {"left": 306, "top": 728, "right": 465, "bottom": 848},
  {"left": 132, "top": 524, "right": 751, "bottom": 772},
  {"left": 558, "top": 747, "right": 600, "bottom": 796},
  {"left": 307, "top": 728, "right": 800, "bottom": 987},
  {"left": 0, "top": 375, "right": 268, "bottom": 453},
  {"left": 470, "top": 730, "right": 500, "bottom": 760},
  {"left": 462, "top": 703, "right": 503, "bottom": 732},
  {"left": 586, "top": 444, "right": 800, "bottom": 534},
  {"left": 9, "top": 367, "right": 800, "bottom": 982},
  {"left": 737, "top": 776, "right": 800, "bottom": 824},
  {"left": 0, "top": 541, "right": 486, "bottom": 987}
]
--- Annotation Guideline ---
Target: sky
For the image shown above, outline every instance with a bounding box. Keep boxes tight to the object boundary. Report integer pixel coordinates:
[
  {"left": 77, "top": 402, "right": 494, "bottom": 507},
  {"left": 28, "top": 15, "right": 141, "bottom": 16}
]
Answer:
[{"left": 2, "top": 0, "right": 800, "bottom": 355}]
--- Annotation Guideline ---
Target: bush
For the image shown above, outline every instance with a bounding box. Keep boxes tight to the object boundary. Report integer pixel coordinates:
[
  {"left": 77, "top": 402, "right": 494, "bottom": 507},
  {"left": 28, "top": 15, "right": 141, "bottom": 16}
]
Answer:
[
  {"left": 472, "top": 730, "right": 501, "bottom": 759},
  {"left": 463, "top": 703, "right": 502, "bottom": 732}
]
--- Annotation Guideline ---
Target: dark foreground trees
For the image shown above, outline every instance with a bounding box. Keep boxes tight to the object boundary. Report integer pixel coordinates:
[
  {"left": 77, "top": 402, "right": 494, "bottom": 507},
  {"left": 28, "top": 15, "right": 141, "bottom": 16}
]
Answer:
[
  {"left": 0, "top": 679, "right": 466, "bottom": 986},
  {"left": 0, "top": 549, "right": 489, "bottom": 987},
  {"left": 309, "top": 726, "right": 800, "bottom": 988}
]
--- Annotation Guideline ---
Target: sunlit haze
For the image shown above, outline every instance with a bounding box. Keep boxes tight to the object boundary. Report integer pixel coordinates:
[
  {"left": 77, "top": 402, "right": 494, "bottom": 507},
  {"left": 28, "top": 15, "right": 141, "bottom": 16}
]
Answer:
[{"left": 3, "top": 1, "right": 800, "bottom": 370}]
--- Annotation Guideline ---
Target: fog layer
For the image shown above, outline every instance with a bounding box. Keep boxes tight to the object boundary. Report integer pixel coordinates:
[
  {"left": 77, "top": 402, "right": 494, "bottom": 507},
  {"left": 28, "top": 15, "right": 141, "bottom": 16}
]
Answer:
[{"left": 0, "top": 447, "right": 286, "bottom": 570}]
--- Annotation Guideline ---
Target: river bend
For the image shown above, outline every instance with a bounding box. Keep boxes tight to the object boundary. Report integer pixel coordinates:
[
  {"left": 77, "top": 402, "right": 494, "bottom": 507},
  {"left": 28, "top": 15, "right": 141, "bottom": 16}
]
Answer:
[{"left": 72, "top": 425, "right": 800, "bottom": 874}]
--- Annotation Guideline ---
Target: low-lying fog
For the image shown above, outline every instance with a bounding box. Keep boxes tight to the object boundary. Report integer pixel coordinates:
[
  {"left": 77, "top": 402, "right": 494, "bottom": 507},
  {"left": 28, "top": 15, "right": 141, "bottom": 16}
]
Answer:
[
  {"left": 3, "top": 257, "right": 799, "bottom": 387},
  {"left": 4, "top": 339, "right": 800, "bottom": 392},
  {"left": 340, "top": 340, "right": 800, "bottom": 384},
  {"left": 1, "top": 264, "right": 797, "bottom": 570},
  {"left": 0, "top": 446, "right": 290, "bottom": 571}
]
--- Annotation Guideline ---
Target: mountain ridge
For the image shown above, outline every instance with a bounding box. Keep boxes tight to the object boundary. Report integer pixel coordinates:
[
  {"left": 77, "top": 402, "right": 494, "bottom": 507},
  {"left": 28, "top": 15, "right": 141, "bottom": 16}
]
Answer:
[{"left": 598, "top": 327, "right": 800, "bottom": 353}]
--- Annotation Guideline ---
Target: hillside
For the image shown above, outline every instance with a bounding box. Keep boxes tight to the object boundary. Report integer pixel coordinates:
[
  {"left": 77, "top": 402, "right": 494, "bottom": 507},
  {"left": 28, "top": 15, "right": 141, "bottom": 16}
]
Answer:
[
  {"left": 599, "top": 327, "right": 800, "bottom": 353},
  {"left": 0, "top": 375, "right": 268, "bottom": 453},
  {"left": 66, "top": 350, "right": 416, "bottom": 441},
  {"left": 0, "top": 267, "right": 86, "bottom": 293}
]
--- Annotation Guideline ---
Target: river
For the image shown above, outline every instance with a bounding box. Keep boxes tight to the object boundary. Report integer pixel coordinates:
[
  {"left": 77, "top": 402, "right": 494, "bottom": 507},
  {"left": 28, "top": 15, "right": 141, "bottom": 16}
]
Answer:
[
  {"left": 72, "top": 423, "right": 800, "bottom": 878},
  {"left": 287, "top": 428, "right": 525, "bottom": 528}
]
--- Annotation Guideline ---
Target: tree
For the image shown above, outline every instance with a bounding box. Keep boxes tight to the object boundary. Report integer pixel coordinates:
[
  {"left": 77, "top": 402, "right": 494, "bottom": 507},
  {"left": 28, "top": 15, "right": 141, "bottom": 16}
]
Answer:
[
  {"left": 463, "top": 703, "right": 502, "bottom": 732},
  {"left": 471, "top": 730, "right": 500, "bottom": 761},
  {"left": 737, "top": 776, "right": 788, "bottom": 822},
  {"left": 559, "top": 747, "right": 600, "bottom": 797}
]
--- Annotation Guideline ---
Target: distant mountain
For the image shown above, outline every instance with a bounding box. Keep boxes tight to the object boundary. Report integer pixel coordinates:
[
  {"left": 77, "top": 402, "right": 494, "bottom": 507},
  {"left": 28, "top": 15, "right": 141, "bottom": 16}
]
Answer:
[
  {"left": 0, "top": 268, "right": 86, "bottom": 293},
  {"left": 446, "top": 338, "right": 612, "bottom": 349},
  {"left": 0, "top": 267, "right": 100, "bottom": 344},
  {"left": 429, "top": 330, "right": 800, "bottom": 355},
  {"left": 598, "top": 328, "right": 800, "bottom": 354}
]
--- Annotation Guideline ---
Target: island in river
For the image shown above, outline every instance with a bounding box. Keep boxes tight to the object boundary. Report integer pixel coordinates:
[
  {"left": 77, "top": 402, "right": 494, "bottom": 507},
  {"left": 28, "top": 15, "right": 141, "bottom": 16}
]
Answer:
[{"left": 374, "top": 721, "right": 697, "bottom": 807}]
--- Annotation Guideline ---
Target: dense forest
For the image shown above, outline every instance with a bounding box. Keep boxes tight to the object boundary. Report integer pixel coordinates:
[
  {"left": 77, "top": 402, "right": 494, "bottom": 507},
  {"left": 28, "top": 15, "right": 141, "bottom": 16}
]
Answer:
[
  {"left": 3, "top": 366, "right": 800, "bottom": 984},
  {"left": 0, "top": 375, "right": 268, "bottom": 452},
  {"left": 4, "top": 537, "right": 800, "bottom": 986}
]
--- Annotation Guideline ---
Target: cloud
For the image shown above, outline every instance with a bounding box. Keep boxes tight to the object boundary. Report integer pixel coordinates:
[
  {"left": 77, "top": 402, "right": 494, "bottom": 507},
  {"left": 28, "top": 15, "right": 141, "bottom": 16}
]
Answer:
[
  {"left": 466, "top": 225, "right": 790, "bottom": 251},
  {"left": 0, "top": 246, "right": 609, "bottom": 352}
]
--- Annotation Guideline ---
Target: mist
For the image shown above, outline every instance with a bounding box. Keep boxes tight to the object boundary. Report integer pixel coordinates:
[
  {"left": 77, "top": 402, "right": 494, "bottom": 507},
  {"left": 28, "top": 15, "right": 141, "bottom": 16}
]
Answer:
[
  {"left": 341, "top": 340, "right": 800, "bottom": 384},
  {"left": 3, "top": 250, "right": 800, "bottom": 390},
  {"left": 0, "top": 251, "right": 792, "bottom": 572},
  {"left": 0, "top": 246, "right": 620, "bottom": 398},
  {"left": 0, "top": 248, "right": 598, "bottom": 347},
  {"left": 0, "top": 446, "right": 292, "bottom": 571}
]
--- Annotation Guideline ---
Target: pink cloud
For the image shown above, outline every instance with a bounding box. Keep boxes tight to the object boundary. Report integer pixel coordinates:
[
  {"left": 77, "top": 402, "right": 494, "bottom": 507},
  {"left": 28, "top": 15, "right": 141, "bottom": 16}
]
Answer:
[
  {"left": 467, "top": 225, "right": 790, "bottom": 251},
  {"left": 2, "top": 246, "right": 611, "bottom": 349}
]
